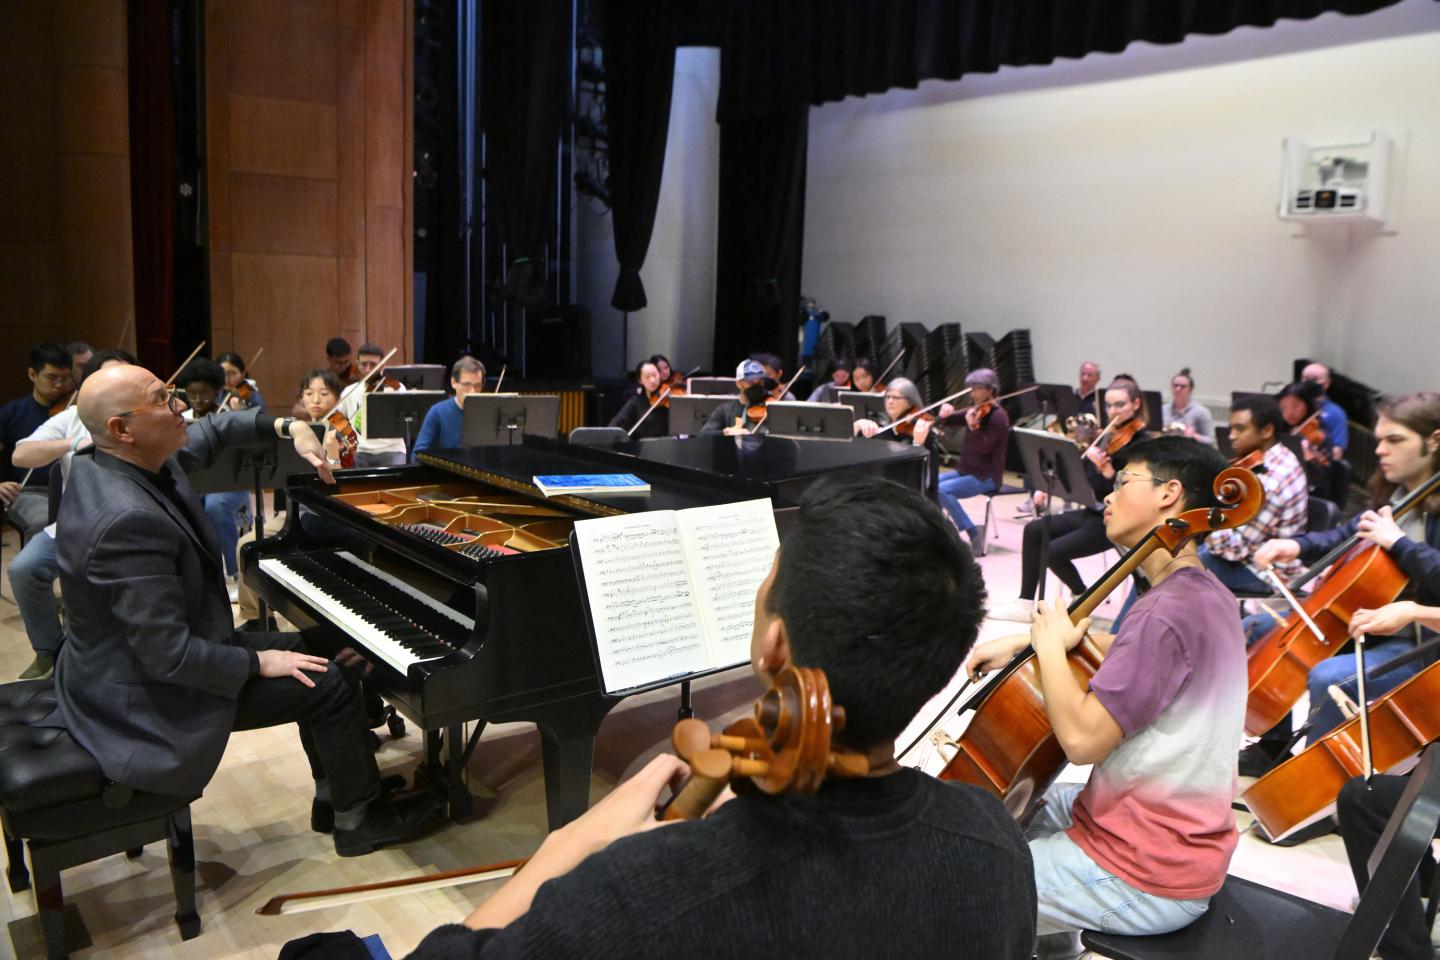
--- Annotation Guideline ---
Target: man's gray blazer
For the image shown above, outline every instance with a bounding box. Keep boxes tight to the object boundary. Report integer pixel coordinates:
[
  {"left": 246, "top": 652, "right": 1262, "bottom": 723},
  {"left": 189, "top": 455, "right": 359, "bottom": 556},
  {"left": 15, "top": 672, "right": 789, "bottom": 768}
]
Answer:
[{"left": 52, "top": 410, "right": 278, "bottom": 796}]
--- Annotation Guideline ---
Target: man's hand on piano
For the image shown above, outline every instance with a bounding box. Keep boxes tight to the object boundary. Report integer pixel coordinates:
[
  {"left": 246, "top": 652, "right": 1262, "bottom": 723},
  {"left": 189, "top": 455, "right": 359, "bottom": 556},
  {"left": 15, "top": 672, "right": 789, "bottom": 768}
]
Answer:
[
  {"left": 334, "top": 646, "right": 374, "bottom": 675},
  {"left": 256, "top": 649, "right": 332, "bottom": 688},
  {"left": 288, "top": 421, "right": 336, "bottom": 484}
]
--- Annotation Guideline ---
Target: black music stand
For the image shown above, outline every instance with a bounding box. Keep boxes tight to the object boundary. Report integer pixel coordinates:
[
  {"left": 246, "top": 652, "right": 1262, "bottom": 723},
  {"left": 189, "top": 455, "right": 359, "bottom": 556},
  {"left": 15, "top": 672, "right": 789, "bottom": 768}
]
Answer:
[
  {"left": 384, "top": 363, "right": 447, "bottom": 390},
  {"left": 1012, "top": 428, "right": 1098, "bottom": 602},
  {"left": 764, "top": 402, "right": 855, "bottom": 440},
  {"left": 365, "top": 390, "right": 446, "bottom": 463},
  {"left": 461, "top": 394, "right": 560, "bottom": 446},
  {"left": 189, "top": 423, "right": 326, "bottom": 624},
  {"left": 668, "top": 396, "right": 731, "bottom": 437},
  {"left": 1032, "top": 383, "right": 1079, "bottom": 431},
  {"left": 685, "top": 377, "right": 739, "bottom": 396},
  {"left": 837, "top": 390, "right": 888, "bottom": 424}
]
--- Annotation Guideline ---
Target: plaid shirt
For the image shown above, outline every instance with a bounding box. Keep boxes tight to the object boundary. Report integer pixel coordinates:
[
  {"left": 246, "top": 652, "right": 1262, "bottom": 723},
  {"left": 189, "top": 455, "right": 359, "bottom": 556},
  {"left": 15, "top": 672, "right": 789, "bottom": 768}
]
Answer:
[{"left": 1205, "top": 442, "right": 1307, "bottom": 577}]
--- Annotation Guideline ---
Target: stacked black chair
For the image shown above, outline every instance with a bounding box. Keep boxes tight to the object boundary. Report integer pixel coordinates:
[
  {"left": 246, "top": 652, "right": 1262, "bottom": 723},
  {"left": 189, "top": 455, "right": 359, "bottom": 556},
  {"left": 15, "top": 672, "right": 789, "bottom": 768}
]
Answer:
[
  {"left": 1082, "top": 741, "right": 1440, "bottom": 960},
  {"left": 853, "top": 315, "right": 888, "bottom": 371},
  {"left": 913, "top": 323, "right": 957, "bottom": 405},
  {"left": 0, "top": 680, "right": 200, "bottom": 957},
  {"left": 811, "top": 320, "right": 854, "bottom": 388},
  {"left": 993, "top": 330, "right": 1035, "bottom": 396},
  {"left": 963, "top": 332, "right": 995, "bottom": 381}
]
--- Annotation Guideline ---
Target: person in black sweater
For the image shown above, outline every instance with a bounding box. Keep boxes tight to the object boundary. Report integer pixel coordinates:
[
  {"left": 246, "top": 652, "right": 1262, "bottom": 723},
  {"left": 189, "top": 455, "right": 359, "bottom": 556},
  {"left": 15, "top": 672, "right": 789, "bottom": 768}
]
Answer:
[
  {"left": 607, "top": 360, "right": 670, "bottom": 439},
  {"left": 404, "top": 474, "right": 1035, "bottom": 959}
]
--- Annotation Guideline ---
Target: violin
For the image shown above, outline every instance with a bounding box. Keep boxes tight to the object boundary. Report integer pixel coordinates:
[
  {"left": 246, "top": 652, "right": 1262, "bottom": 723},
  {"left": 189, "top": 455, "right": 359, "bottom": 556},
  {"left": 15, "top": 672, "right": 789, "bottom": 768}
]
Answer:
[
  {"left": 1229, "top": 448, "right": 1264, "bottom": 471},
  {"left": 647, "top": 381, "right": 686, "bottom": 409},
  {"left": 326, "top": 410, "right": 360, "bottom": 468},
  {"left": 891, "top": 411, "right": 935, "bottom": 439},
  {"left": 253, "top": 665, "right": 866, "bottom": 917},
  {"left": 227, "top": 380, "right": 256, "bottom": 408},
  {"left": 929, "top": 466, "right": 1263, "bottom": 821},
  {"left": 1243, "top": 468, "right": 1440, "bottom": 737},
  {"left": 1292, "top": 410, "right": 1330, "bottom": 463},
  {"left": 961, "top": 384, "right": 1042, "bottom": 427},
  {"left": 737, "top": 366, "right": 807, "bottom": 435}
]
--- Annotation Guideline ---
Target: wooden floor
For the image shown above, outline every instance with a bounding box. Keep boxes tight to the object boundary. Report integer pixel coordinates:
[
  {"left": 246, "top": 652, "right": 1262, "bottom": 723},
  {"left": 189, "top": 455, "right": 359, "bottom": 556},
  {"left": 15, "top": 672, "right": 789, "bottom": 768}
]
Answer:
[{"left": 0, "top": 487, "right": 1373, "bottom": 958}]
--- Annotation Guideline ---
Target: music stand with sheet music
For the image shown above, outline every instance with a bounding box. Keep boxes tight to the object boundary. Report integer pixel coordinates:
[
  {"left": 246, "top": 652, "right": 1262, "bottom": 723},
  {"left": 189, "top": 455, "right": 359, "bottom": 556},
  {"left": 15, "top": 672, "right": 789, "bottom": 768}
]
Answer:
[
  {"left": 837, "top": 390, "right": 888, "bottom": 424},
  {"left": 365, "top": 390, "right": 447, "bottom": 462},
  {"left": 685, "top": 377, "right": 740, "bottom": 396},
  {"left": 668, "top": 395, "right": 731, "bottom": 437},
  {"left": 461, "top": 394, "right": 560, "bottom": 446},
  {"left": 383, "top": 363, "right": 447, "bottom": 390},
  {"left": 764, "top": 402, "right": 855, "bottom": 440},
  {"left": 1012, "top": 427, "right": 1099, "bottom": 601},
  {"left": 190, "top": 422, "right": 327, "bottom": 624}
]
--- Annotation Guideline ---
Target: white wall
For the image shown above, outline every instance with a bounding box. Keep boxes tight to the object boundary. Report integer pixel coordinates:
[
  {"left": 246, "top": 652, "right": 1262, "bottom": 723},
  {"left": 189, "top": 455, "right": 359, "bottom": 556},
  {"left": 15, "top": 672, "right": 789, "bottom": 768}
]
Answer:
[
  {"left": 803, "top": 7, "right": 1440, "bottom": 407},
  {"left": 575, "top": 47, "right": 720, "bottom": 379}
]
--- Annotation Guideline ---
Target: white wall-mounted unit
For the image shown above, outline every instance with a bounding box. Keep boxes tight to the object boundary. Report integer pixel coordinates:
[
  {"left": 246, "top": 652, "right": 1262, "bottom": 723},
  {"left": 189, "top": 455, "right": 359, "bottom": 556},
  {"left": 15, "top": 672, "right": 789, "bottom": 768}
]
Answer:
[{"left": 1279, "top": 130, "right": 1390, "bottom": 225}]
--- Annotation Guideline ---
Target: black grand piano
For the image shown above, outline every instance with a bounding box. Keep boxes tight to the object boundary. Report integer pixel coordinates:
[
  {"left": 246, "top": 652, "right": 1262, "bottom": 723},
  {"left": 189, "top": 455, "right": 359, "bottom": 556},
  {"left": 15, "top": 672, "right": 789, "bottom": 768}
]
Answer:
[{"left": 244, "top": 435, "right": 927, "bottom": 829}]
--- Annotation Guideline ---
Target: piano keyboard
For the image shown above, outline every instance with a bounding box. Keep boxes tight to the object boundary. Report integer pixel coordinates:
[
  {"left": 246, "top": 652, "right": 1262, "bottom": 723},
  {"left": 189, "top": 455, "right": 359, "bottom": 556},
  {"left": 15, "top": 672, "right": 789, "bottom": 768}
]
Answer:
[{"left": 259, "top": 551, "right": 476, "bottom": 675}]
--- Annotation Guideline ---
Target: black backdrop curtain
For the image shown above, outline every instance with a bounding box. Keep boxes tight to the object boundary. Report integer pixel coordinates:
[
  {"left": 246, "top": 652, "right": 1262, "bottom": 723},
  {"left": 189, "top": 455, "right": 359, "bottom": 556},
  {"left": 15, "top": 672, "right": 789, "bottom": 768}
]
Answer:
[
  {"left": 717, "top": 0, "right": 1405, "bottom": 118},
  {"left": 482, "top": 0, "right": 569, "bottom": 312},
  {"left": 713, "top": 109, "right": 807, "bottom": 374},
  {"left": 602, "top": 0, "right": 678, "bottom": 312}
]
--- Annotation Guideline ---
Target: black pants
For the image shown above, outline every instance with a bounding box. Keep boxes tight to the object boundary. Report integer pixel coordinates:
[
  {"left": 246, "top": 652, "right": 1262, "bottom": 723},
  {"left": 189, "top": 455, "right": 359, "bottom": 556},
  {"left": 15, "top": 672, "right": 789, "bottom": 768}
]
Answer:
[
  {"left": 231, "top": 632, "right": 380, "bottom": 811},
  {"left": 1337, "top": 774, "right": 1436, "bottom": 960},
  {"left": 1020, "top": 509, "right": 1111, "bottom": 599}
]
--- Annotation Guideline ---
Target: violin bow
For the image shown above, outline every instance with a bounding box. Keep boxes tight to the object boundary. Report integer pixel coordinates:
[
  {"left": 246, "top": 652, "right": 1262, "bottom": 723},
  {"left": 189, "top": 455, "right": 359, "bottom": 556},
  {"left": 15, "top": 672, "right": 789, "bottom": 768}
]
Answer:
[
  {"left": 872, "top": 387, "right": 972, "bottom": 436},
  {"left": 116, "top": 312, "right": 133, "bottom": 353},
  {"left": 749, "top": 365, "right": 807, "bottom": 434},
  {"left": 869, "top": 351, "right": 906, "bottom": 392},
  {"left": 256, "top": 858, "right": 528, "bottom": 917},
  {"left": 628, "top": 366, "right": 701, "bottom": 437},
  {"left": 1252, "top": 566, "right": 1326, "bottom": 644},
  {"left": 493, "top": 365, "right": 507, "bottom": 394},
  {"left": 318, "top": 347, "right": 398, "bottom": 423},
  {"left": 164, "top": 341, "right": 207, "bottom": 388}
]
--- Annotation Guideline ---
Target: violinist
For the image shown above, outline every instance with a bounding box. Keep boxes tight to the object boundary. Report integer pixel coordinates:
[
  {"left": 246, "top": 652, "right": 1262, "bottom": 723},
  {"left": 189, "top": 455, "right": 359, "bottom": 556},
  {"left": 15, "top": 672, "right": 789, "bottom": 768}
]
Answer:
[
  {"left": 1278, "top": 380, "right": 1332, "bottom": 472},
  {"left": 414, "top": 356, "right": 487, "bottom": 454},
  {"left": 966, "top": 437, "right": 1247, "bottom": 954},
  {"left": 326, "top": 336, "right": 360, "bottom": 387},
  {"left": 992, "top": 379, "right": 1152, "bottom": 623},
  {"left": 751, "top": 352, "right": 796, "bottom": 400},
  {"left": 218, "top": 351, "right": 264, "bottom": 411},
  {"left": 1195, "top": 395, "right": 1307, "bottom": 594},
  {"left": 699, "top": 359, "right": 771, "bottom": 436},
  {"left": 853, "top": 378, "right": 932, "bottom": 445},
  {"left": 649, "top": 353, "right": 681, "bottom": 388},
  {"left": 805, "top": 359, "right": 852, "bottom": 403},
  {"left": 1160, "top": 368, "right": 1214, "bottom": 444},
  {"left": 338, "top": 342, "right": 408, "bottom": 466},
  {"left": 1336, "top": 602, "right": 1440, "bottom": 960},
  {"left": 67, "top": 341, "right": 94, "bottom": 385},
  {"left": 934, "top": 368, "right": 1009, "bottom": 549},
  {"left": 607, "top": 360, "right": 670, "bottom": 439},
  {"left": 402, "top": 474, "right": 1034, "bottom": 960},
  {"left": 1301, "top": 362, "right": 1350, "bottom": 463},
  {"left": 0, "top": 341, "right": 74, "bottom": 537},
  {"left": 850, "top": 357, "right": 879, "bottom": 394},
  {"left": 1241, "top": 391, "right": 1440, "bottom": 778}
]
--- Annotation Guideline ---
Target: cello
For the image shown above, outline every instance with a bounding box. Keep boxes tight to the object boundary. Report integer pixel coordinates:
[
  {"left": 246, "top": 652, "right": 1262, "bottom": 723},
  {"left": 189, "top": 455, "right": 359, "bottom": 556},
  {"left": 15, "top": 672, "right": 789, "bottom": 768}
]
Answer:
[
  {"left": 933, "top": 465, "right": 1264, "bottom": 821},
  {"left": 1243, "top": 468, "right": 1440, "bottom": 737},
  {"left": 254, "top": 666, "right": 864, "bottom": 915}
]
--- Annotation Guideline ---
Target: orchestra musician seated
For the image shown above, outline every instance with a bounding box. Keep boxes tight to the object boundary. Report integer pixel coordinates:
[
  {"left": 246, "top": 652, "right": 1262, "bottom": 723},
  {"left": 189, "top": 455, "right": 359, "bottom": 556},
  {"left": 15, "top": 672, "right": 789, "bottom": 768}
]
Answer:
[
  {"left": 967, "top": 437, "right": 1248, "bottom": 956},
  {"left": 1241, "top": 391, "right": 1440, "bottom": 779},
  {"left": 338, "top": 342, "right": 409, "bottom": 467},
  {"left": 933, "top": 368, "right": 1010, "bottom": 549},
  {"left": 218, "top": 351, "right": 264, "bottom": 411},
  {"left": 700, "top": 359, "right": 772, "bottom": 436},
  {"left": 607, "top": 360, "right": 669, "bottom": 439},
  {"left": 403, "top": 473, "right": 1035, "bottom": 959},
  {"left": 805, "top": 359, "right": 852, "bottom": 403},
  {"left": 48, "top": 364, "right": 437, "bottom": 856},
  {"left": 1300, "top": 361, "right": 1350, "bottom": 464},
  {"left": 414, "top": 357, "right": 488, "bottom": 454},
  {"left": 1160, "top": 368, "right": 1214, "bottom": 444}
]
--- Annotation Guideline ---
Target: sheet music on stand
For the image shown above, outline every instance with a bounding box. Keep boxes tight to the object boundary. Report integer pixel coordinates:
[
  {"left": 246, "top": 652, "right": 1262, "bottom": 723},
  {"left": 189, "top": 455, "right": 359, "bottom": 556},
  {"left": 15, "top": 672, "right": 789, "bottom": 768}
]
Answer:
[{"left": 568, "top": 499, "right": 779, "bottom": 696}]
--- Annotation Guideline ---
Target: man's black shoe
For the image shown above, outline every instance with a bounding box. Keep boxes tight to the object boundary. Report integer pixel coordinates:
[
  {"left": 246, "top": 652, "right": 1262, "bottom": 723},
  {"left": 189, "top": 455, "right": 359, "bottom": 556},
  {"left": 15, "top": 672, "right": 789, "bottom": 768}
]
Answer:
[
  {"left": 1238, "top": 742, "right": 1285, "bottom": 778},
  {"left": 312, "top": 774, "right": 409, "bottom": 833},
  {"left": 333, "top": 793, "right": 439, "bottom": 857}
]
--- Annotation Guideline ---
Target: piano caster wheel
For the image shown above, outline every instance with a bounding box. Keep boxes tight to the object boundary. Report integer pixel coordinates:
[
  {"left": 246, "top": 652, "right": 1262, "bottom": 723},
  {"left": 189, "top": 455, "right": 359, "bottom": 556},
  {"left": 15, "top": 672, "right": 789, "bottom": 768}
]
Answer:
[{"left": 387, "top": 713, "right": 406, "bottom": 739}]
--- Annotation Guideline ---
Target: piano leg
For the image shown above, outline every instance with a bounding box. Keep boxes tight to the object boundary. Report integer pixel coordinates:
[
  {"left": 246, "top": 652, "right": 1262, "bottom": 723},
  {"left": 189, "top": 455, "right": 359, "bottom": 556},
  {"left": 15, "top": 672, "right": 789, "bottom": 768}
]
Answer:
[
  {"left": 417, "top": 724, "right": 495, "bottom": 822},
  {"left": 531, "top": 697, "right": 620, "bottom": 831}
]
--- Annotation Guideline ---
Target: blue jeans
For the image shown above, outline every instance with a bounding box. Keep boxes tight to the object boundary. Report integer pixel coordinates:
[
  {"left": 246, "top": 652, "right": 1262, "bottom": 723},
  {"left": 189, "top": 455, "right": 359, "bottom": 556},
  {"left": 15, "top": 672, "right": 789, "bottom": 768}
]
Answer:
[
  {"left": 1029, "top": 783, "right": 1209, "bottom": 953},
  {"left": 203, "top": 491, "right": 251, "bottom": 576},
  {"left": 8, "top": 531, "right": 63, "bottom": 656},
  {"left": 1198, "top": 545, "right": 1268, "bottom": 594},
  {"left": 935, "top": 472, "right": 995, "bottom": 533}
]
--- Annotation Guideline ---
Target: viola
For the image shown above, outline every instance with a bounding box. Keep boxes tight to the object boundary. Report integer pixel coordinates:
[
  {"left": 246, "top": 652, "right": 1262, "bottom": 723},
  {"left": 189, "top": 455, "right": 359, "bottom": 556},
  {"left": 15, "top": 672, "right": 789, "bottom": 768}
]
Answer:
[
  {"left": 891, "top": 411, "right": 935, "bottom": 439},
  {"left": 932, "top": 466, "right": 1263, "bottom": 821},
  {"left": 1243, "top": 468, "right": 1440, "bottom": 737},
  {"left": 1229, "top": 448, "right": 1264, "bottom": 471},
  {"left": 1292, "top": 411, "right": 1330, "bottom": 464},
  {"left": 1103, "top": 416, "right": 1145, "bottom": 454},
  {"left": 325, "top": 410, "right": 360, "bottom": 468},
  {"left": 1241, "top": 655, "right": 1440, "bottom": 843},
  {"left": 253, "top": 665, "right": 866, "bottom": 916},
  {"left": 647, "top": 381, "right": 686, "bottom": 409}
]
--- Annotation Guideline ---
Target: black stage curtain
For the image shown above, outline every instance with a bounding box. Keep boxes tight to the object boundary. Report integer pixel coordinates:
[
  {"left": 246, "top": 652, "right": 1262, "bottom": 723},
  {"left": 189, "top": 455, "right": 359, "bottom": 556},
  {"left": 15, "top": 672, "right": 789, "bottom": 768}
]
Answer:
[
  {"left": 602, "top": 0, "right": 678, "bottom": 312},
  {"left": 127, "top": 0, "right": 178, "bottom": 375},
  {"left": 713, "top": 108, "right": 807, "bottom": 374},
  {"left": 718, "top": 0, "right": 1405, "bottom": 117},
  {"left": 481, "top": 0, "right": 569, "bottom": 312}
]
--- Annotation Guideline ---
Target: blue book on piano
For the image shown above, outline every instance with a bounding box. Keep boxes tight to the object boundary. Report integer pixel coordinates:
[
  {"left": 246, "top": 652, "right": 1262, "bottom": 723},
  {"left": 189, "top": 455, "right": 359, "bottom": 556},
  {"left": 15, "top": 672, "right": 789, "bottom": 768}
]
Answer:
[{"left": 533, "top": 473, "right": 650, "bottom": 497}]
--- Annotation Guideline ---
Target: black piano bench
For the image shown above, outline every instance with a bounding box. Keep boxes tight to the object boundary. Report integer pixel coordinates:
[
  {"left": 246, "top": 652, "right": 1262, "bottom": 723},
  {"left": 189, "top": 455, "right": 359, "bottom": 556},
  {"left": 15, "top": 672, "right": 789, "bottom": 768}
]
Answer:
[{"left": 0, "top": 680, "right": 201, "bottom": 958}]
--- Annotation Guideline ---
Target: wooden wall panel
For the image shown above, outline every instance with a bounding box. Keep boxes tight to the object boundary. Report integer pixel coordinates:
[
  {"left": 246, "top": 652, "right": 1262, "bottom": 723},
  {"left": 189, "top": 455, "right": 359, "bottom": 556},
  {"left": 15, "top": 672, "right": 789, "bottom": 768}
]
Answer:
[
  {"left": 55, "top": 65, "right": 129, "bottom": 156},
  {"left": 207, "top": 0, "right": 412, "bottom": 407}
]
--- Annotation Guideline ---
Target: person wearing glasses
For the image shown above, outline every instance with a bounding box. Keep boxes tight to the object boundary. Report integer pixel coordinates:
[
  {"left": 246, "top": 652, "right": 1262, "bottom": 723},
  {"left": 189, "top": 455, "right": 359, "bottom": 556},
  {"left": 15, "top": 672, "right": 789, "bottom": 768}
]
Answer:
[
  {"left": 42, "top": 364, "right": 438, "bottom": 857},
  {"left": 1, "top": 342, "right": 74, "bottom": 537}
]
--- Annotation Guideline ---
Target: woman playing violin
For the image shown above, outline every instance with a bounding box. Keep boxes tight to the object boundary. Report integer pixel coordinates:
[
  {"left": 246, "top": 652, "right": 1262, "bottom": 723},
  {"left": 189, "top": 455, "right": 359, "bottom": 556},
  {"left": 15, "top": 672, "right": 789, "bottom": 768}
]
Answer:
[
  {"left": 218, "top": 352, "right": 264, "bottom": 411},
  {"left": 402, "top": 475, "right": 1034, "bottom": 960},
  {"left": 1239, "top": 391, "right": 1440, "bottom": 777},
  {"left": 967, "top": 437, "right": 1247, "bottom": 953},
  {"left": 992, "top": 379, "right": 1153, "bottom": 623},
  {"left": 805, "top": 358, "right": 852, "bottom": 404},
  {"left": 933, "top": 368, "right": 1009, "bottom": 550},
  {"left": 853, "top": 377, "right": 932, "bottom": 444},
  {"left": 607, "top": 360, "right": 670, "bottom": 439},
  {"left": 850, "top": 357, "right": 879, "bottom": 394}
]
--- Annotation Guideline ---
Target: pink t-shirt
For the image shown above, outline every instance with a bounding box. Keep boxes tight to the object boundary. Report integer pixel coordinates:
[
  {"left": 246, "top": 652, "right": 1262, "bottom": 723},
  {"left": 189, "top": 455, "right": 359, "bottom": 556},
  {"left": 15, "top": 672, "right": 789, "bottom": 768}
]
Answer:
[{"left": 1066, "top": 567, "right": 1247, "bottom": 899}]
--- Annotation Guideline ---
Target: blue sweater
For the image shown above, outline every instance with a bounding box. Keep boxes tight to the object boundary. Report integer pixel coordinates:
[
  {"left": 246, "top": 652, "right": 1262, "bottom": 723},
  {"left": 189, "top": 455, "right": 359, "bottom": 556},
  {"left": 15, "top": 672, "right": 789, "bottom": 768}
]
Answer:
[{"left": 414, "top": 398, "right": 464, "bottom": 454}]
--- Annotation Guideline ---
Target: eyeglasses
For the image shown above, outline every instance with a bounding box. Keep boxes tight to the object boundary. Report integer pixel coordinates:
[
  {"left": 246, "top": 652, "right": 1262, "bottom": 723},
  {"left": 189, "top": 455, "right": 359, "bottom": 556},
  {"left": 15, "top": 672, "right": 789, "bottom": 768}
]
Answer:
[
  {"left": 1113, "top": 470, "right": 1165, "bottom": 490},
  {"left": 883, "top": 393, "right": 907, "bottom": 401},
  {"left": 117, "top": 385, "right": 186, "bottom": 418},
  {"left": 36, "top": 371, "right": 73, "bottom": 385}
]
